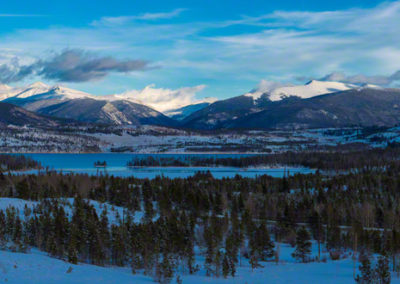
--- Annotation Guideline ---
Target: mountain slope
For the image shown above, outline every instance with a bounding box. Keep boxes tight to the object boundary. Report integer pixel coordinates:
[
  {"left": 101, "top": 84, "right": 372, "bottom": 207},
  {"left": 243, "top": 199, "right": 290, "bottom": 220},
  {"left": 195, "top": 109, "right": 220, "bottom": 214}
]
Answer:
[
  {"left": 38, "top": 98, "right": 176, "bottom": 126},
  {"left": 0, "top": 102, "right": 63, "bottom": 128},
  {"left": 165, "top": 102, "right": 212, "bottom": 121},
  {"left": 231, "top": 88, "right": 400, "bottom": 129},
  {"left": 181, "top": 95, "right": 261, "bottom": 129},
  {"left": 181, "top": 80, "right": 379, "bottom": 129}
]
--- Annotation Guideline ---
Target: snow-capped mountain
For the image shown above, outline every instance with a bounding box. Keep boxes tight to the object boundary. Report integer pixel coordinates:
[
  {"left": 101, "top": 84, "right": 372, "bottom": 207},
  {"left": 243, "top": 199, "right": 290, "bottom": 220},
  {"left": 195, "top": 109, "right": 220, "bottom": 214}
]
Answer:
[
  {"left": 182, "top": 80, "right": 395, "bottom": 130},
  {"left": 232, "top": 88, "right": 400, "bottom": 129},
  {"left": 3, "top": 82, "right": 95, "bottom": 111},
  {"left": 0, "top": 82, "right": 176, "bottom": 126},
  {"left": 1, "top": 80, "right": 397, "bottom": 129}
]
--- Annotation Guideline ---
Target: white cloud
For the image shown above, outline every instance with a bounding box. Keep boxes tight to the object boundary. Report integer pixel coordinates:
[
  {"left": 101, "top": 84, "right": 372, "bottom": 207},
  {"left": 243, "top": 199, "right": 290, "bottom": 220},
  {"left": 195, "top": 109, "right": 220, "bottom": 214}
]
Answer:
[
  {"left": 133, "top": 8, "right": 187, "bottom": 20},
  {"left": 319, "top": 70, "right": 400, "bottom": 86},
  {"left": 92, "top": 8, "right": 187, "bottom": 26},
  {"left": 243, "top": 79, "right": 290, "bottom": 99},
  {"left": 106, "top": 84, "right": 210, "bottom": 112}
]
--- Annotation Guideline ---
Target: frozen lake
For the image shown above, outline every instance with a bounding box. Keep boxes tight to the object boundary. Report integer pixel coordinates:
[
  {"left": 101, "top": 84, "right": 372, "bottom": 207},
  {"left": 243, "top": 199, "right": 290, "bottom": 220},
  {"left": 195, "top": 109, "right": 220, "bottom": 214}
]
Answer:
[{"left": 16, "top": 153, "right": 314, "bottom": 179}]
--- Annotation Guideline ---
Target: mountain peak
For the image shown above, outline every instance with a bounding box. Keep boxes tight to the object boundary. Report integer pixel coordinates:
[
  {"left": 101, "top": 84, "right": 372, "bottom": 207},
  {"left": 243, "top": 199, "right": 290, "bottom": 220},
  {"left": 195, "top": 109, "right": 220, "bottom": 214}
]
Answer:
[
  {"left": 28, "top": 82, "right": 49, "bottom": 89},
  {"left": 305, "top": 79, "right": 318, "bottom": 85}
]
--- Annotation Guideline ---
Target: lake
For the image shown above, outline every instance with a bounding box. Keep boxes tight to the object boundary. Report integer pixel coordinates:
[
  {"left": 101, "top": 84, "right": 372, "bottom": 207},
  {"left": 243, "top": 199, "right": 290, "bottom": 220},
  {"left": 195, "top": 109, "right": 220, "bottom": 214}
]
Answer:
[{"left": 17, "top": 153, "right": 314, "bottom": 179}]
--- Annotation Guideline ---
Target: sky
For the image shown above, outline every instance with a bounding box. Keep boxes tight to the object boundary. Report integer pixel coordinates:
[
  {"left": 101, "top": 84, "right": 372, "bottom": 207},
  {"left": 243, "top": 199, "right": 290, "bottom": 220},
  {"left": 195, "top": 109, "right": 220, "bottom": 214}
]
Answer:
[{"left": 0, "top": 0, "right": 399, "bottom": 110}]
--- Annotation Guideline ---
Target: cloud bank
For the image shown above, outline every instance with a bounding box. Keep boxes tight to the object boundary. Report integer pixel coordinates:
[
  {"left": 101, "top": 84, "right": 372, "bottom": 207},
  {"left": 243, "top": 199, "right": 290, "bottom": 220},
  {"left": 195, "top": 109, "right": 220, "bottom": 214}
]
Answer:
[
  {"left": 319, "top": 70, "right": 400, "bottom": 86},
  {"left": 0, "top": 49, "right": 150, "bottom": 83},
  {"left": 109, "top": 84, "right": 211, "bottom": 112},
  {"left": 92, "top": 8, "right": 187, "bottom": 26}
]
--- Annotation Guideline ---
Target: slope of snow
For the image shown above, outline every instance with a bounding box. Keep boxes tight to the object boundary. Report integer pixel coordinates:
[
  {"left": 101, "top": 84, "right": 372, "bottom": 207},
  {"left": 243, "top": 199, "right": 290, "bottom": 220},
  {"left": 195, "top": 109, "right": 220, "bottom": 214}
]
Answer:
[
  {"left": 244, "top": 80, "right": 357, "bottom": 102},
  {"left": 0, "top": 241, "right": 398, "bottom": 284},
  {"left": 268, "top": 80, "right": 356, "bottom": 101},
  {"left": 0, "top": 82, "right": 94, "bottom": 103},
  {"left": 43, "top": 86, "right": 93, "bottom": 100},
  {"left": 0, "top": 249, "right": 146, "bottom": 284},
  {"left": 14, "top": 85, "right": 93, "bottom": 101},
  {"left": 13, "top": 82, "right": 51, "bottom": 99}
]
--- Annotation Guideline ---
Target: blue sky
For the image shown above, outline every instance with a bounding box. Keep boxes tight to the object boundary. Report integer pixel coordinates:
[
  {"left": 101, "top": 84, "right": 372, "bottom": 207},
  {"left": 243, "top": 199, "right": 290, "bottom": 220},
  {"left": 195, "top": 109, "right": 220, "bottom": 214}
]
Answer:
[{"left": 0, "top": 0, "right": 399, "bottom": 107}]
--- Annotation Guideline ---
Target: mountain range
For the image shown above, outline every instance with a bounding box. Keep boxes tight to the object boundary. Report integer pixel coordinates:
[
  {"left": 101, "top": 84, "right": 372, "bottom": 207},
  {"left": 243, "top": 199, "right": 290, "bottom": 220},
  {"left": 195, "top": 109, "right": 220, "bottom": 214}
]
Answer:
[
  {"left": 0, "top": 82, "right": 175, "bottom": 126},
  {"left": 0, "top": 80, "right": 399, "bottom": 130}
]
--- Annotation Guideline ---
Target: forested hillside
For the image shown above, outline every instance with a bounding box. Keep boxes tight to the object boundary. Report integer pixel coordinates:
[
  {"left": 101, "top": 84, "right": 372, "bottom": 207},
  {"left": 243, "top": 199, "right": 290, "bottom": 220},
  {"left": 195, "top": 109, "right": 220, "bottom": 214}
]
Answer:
[{"left": 0, "top": 149, "right": 399, "bottom": 283}]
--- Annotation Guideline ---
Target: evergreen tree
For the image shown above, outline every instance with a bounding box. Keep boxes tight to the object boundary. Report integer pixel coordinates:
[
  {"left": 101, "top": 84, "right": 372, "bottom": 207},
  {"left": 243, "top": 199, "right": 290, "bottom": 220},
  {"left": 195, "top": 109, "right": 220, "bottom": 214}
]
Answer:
[
  {"left": 292, "top": 227, "right": 311, "bottom": 263},
  {"left": 67, "top": 228, "right": 79, "bottom": 264},
  {"left": 375, "top": 254, "right": 391, "bottom": 284},
  {"left": 249, "top": 250, "right": 260, "bottom": 271},
  {"left": 222, "top": 253, "right": 230, "bottom": 278},
  {"left": 156, "top": 252, "right": 174, "bottom": 284},
  {"left": 257, "top": 223, "right": 275, "bottom": 261},
  {"left": 356, "top": 252, "right": 373, "bottom": 283},
  {"left": 0, "top": 211, "right": 6, "bottom": 248}
]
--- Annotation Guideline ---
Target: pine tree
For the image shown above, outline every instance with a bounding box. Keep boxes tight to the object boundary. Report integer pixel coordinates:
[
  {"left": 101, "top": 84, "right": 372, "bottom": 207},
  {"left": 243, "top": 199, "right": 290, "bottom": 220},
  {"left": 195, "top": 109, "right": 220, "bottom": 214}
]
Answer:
[
  {"left": 222, "top": 254, "right": 230, "bottom": 278},
  {"left": 204, "top": 225, "right": 215, "bottom": 276},
  {"left": 292, "top": 227, "right": 311, "bottom": 263},
  {"left": 356, "top": 252, "right": 373, "bottom": 283},
  {"left": 375, "top": 254, "right": 391, "bottom": 284},
  {"left": 229, "top": 256, "right": 236, "bottom": 277},
  {"left": 13, "top": 216, "right": 23, "bottom": 252},
  {"left": 67, "top": 230, "right": 79, "bottom": 264},
  {"left": 156, "top": 252, "right": 174, "bottom": 284},
  {"left": 0, "top": 211, "right": 6, "bottom": 248},
  {"left": 258, "top": 223, "right": 275, "bottom": 261},
  {"left": 249, "top": 250, "right": 260, "bottom": 271}
]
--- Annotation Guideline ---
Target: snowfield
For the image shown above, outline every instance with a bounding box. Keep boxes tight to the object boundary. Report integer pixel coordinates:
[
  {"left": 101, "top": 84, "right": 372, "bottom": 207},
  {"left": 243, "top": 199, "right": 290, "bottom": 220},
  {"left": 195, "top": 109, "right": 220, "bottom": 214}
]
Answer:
[
  {"left": 244, "top": 80, "right": 356, "bottom": 101},
  {"left": 0, "top": 242, "right": 398, "bottom": 283}
]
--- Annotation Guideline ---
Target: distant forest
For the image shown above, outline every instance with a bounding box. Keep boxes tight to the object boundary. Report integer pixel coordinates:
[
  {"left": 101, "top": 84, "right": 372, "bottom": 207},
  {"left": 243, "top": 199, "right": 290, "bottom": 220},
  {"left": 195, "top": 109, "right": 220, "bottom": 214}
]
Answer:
[
  {"left": 0, "top": 154, "right": 40, "bottom": 171},
  {"left": 127, "top": 143, "right": 400, "bottom": 171}
]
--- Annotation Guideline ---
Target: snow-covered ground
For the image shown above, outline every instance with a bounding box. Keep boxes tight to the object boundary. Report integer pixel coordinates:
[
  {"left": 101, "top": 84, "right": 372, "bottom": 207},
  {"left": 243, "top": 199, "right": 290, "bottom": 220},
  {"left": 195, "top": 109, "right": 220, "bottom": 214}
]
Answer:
[
  {"left": 1, "top": 124, "right": 399, "bottom": 153},
  {"left": 89, "top": 126, "right": 400, "bottom": 153},
  {"left": 0, "top": 127, "right": 103, "bottom": 153},
  {"left": 0, "top": 242, "right": 398, "bottom": 284}
]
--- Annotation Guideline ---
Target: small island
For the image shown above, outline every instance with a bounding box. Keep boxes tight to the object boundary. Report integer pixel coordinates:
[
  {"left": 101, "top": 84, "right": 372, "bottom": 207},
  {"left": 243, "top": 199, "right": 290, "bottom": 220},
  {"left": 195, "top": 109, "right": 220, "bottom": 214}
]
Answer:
[{"left": 94, "top": 161, "right": 107, "bottom": 168}]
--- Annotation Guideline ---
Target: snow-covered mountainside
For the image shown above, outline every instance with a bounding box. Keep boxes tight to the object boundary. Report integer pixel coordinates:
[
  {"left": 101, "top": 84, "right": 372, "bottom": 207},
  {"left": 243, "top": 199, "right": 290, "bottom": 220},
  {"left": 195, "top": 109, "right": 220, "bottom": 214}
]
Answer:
[
  {"left": 268, "top": 80, "right": 356, "bottom": 101},
  {"left": 244, "top": 80, "right": 357, "bottom": 101},
  {"left": 164, "top": 102, "right": 212, "bottom": 120},
  {"left": 3, "top": 83, "right": 94, "bottom": 112},
  {"left": 182, "top": 81, "right": 391, "bottom": 130},
  {"left": 0, "top": 83, "right": 176, "bottom": 126}
]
